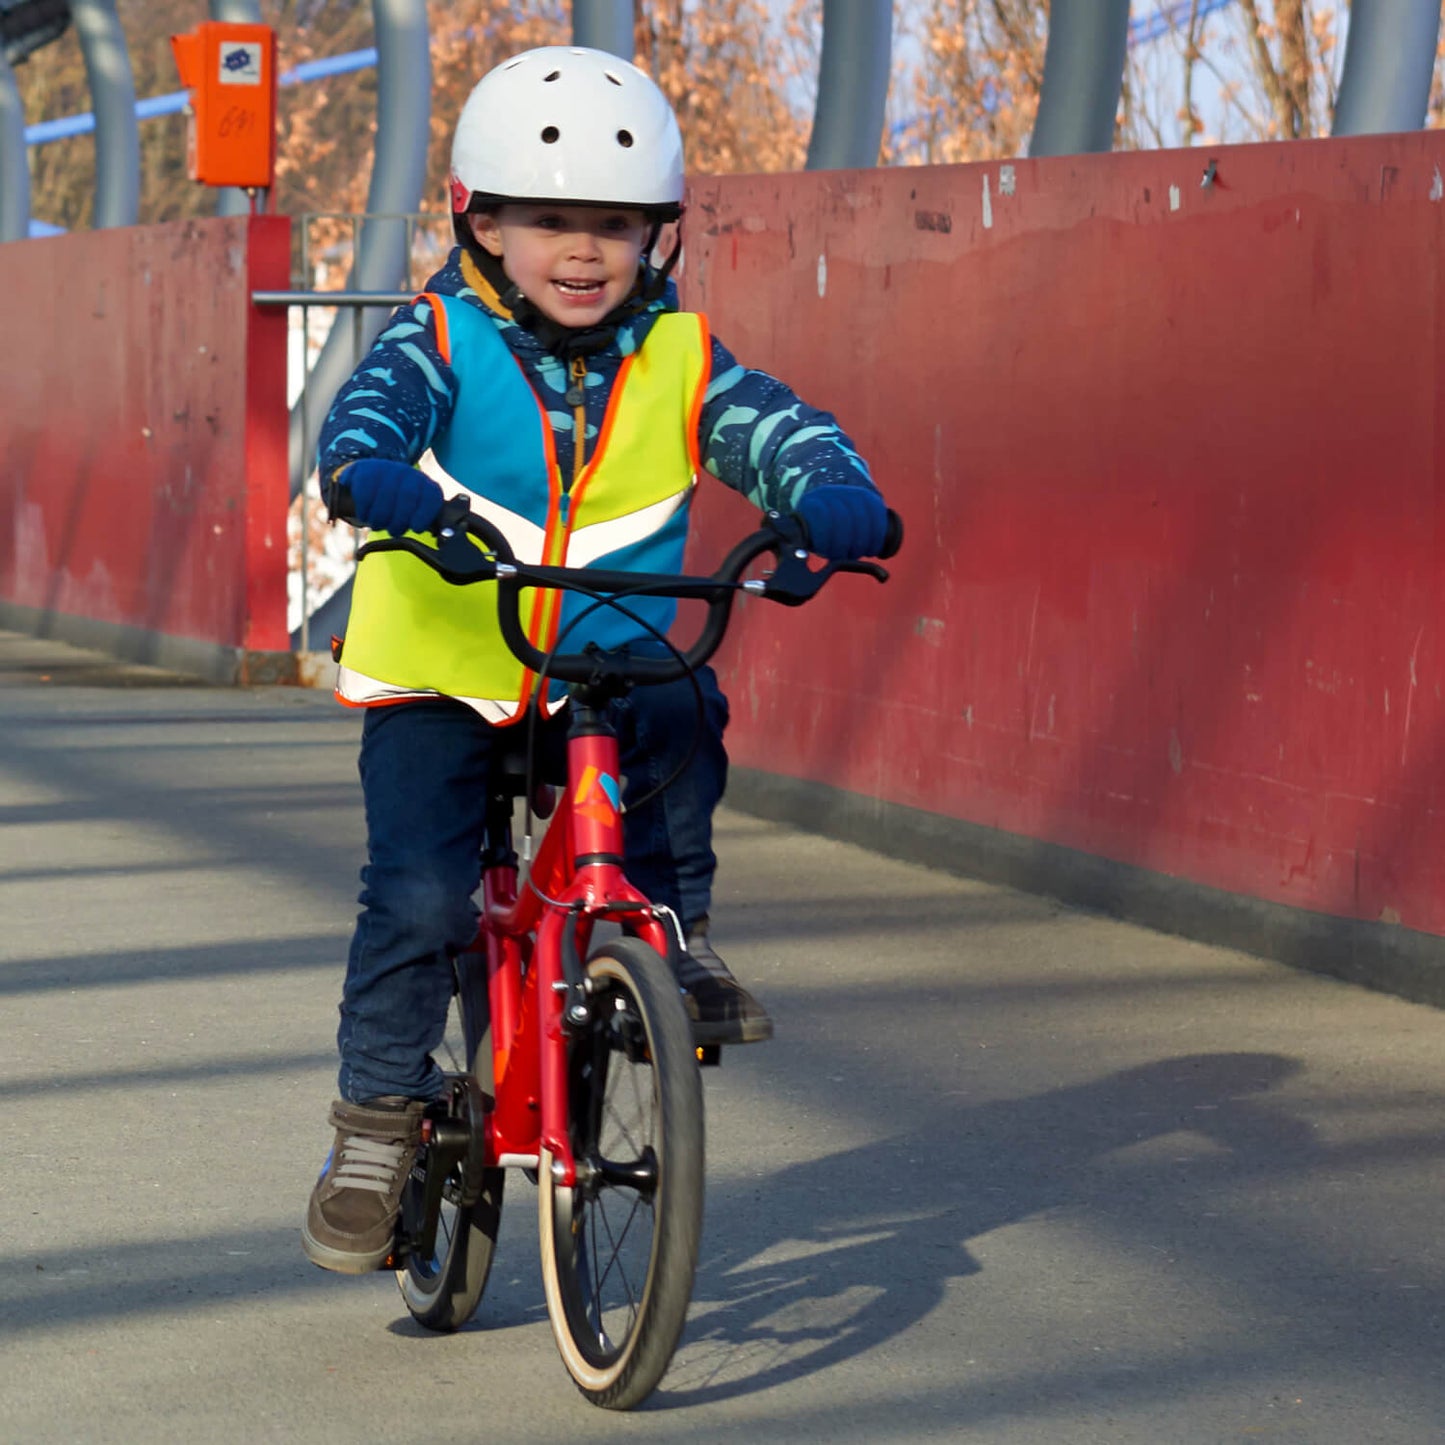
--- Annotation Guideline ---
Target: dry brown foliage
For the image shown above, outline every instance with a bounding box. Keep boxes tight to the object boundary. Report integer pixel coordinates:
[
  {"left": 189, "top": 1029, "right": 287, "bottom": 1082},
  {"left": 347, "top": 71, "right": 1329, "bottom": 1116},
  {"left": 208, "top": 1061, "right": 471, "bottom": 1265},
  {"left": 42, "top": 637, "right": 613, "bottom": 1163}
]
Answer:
[
  {"left": 15, "top": 0, "right": 818, "bottom": 249},
  {"left": 894, "top": 0, "right": 1048, "bottom": 164},
  {"left": 633, "top": 0, "right": 814, "bottom": 175},
  {"left": 18, "top": 0, "right": 1445, "bottom": 240},
  {"left": 896, "top": 0, "right": 1358, "bottom": 162}
]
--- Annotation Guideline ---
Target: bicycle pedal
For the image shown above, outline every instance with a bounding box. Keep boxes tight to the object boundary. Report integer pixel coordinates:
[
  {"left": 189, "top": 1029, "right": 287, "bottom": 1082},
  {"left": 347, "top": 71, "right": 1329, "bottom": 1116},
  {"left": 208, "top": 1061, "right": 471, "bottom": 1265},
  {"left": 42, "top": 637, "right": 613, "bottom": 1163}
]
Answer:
[{"left": 696, "top": 1045, "right": 721, "bottom": 1068}]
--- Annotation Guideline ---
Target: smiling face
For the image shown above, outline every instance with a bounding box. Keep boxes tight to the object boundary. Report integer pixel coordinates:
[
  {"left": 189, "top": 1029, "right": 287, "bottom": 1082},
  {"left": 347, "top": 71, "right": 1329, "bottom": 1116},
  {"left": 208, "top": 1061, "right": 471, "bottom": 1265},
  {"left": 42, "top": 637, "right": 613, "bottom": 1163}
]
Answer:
[{"left": 468, "top": 203, "right": 650, "bottom": 329}]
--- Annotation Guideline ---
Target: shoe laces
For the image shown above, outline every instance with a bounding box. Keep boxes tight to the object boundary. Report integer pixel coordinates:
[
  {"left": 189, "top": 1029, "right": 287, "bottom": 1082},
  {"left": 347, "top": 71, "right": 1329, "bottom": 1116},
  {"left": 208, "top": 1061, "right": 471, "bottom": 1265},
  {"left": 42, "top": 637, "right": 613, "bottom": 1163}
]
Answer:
[{"left": 331, "top": 1134, "right": 411, "bottom": 1194}]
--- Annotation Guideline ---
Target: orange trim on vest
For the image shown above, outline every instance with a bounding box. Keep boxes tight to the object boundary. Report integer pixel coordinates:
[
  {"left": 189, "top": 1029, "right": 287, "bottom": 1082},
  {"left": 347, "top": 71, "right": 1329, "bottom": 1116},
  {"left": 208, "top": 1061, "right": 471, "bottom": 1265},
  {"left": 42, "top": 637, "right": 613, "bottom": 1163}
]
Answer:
[
  {"left": 501, "top": 359, "right": 567, "bottom": 727},
  {"left": 334, "top": 690, "right": 417, "bottom": 710},
  {"left": 684, "top": 315, "right": 711, "bottom": 474},
  {"left": 417, "top": 291, "right": 451, "bottom": 365}
]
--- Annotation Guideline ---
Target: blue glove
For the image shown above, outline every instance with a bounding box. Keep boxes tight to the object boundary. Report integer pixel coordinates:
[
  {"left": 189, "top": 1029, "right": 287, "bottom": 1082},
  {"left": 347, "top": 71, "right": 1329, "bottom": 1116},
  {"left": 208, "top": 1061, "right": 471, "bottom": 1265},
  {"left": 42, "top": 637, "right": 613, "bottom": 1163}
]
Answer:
[
  {"left": 793, "top": 484, "right": 889, "bottom": 560},
  {"left": 342, "top": 459, "right": 445, "bottom": 535}
]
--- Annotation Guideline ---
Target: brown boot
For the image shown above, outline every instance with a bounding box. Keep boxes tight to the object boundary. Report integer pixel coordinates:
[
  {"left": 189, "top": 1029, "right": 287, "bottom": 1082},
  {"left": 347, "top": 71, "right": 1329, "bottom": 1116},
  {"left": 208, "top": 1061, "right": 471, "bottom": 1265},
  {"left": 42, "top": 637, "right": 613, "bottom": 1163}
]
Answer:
[{"left": 302, "top": 1097, "right": 424, "bottom": 1274}]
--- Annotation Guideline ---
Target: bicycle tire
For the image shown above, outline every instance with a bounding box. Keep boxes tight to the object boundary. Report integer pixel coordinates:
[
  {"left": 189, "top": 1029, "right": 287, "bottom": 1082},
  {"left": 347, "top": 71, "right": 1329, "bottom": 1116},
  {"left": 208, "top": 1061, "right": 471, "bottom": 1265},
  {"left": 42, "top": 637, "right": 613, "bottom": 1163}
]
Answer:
[
  {"left": 398, "top": 952, "right": 505, "bottom": 1331},
  {"left": 539, "top": 937, "right": 704, "bottom": 1410}
]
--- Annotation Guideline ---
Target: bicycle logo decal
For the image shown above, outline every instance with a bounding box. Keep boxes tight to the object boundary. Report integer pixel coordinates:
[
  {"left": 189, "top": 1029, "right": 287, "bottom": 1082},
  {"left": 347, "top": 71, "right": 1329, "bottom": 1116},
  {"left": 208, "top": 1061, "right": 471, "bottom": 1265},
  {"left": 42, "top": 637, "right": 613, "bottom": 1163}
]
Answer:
[{"left": 573, "top": 765, "right": 622, "bottom": 824}]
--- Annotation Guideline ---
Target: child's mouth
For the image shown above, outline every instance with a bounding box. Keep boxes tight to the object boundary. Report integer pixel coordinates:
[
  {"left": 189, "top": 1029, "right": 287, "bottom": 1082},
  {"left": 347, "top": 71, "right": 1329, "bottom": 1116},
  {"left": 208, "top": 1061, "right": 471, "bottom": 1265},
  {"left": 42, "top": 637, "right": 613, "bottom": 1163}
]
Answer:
[{"left": 554, "top": 278, "right": 604, "bottom": 298}]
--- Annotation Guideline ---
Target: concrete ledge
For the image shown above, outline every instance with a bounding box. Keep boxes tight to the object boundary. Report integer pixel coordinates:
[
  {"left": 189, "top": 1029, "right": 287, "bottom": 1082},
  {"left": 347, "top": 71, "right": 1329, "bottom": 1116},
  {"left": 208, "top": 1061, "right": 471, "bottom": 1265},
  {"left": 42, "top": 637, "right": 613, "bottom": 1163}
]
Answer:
[
  {"left": 0, "top": 602, "right": 336, "bottom": 689},
  {"left": 727, "top": 767, "right": 1445, "bottom": 1010}
]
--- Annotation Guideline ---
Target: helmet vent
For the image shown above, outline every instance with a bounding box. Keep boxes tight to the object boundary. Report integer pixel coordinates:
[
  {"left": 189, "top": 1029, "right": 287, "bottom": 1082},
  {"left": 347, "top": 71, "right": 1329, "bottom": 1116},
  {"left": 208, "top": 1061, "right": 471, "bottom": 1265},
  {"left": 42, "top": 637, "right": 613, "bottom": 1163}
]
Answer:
[
  {"left": 543, "top": 70, "right": 561, "bottom": 82},
  {"left": 541, "top": 126, "right": 560, "bottom": 144},
  {"left": 605, "top": 71, "right": 622, "bottom": 86},
  {"left": 617, "top": 129, "right": 634, "bottom": 148}
]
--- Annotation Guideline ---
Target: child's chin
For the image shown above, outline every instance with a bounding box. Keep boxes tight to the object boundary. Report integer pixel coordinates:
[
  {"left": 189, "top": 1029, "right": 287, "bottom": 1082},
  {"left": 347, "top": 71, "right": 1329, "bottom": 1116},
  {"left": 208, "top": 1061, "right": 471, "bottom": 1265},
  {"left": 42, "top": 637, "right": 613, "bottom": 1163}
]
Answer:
[{"left": 544, "top": 298, "right": 612, "bottom": 329}]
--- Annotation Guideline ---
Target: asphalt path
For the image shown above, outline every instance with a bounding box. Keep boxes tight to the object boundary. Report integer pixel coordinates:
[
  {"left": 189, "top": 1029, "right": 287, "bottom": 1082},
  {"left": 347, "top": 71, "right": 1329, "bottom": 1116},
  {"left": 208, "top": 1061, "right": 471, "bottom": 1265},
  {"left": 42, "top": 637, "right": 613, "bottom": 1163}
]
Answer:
[{"left": 2, "top": 629, "right": 1443, "bottom": 1443}]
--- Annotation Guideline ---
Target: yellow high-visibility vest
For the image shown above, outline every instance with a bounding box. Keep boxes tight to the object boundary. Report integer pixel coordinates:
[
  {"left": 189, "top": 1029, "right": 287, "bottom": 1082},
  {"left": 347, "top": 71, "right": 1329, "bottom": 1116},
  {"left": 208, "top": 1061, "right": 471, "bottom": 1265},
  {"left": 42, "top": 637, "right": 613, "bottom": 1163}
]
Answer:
[{"left": 338, "top": 301, "right": 711, "bottom": 723}]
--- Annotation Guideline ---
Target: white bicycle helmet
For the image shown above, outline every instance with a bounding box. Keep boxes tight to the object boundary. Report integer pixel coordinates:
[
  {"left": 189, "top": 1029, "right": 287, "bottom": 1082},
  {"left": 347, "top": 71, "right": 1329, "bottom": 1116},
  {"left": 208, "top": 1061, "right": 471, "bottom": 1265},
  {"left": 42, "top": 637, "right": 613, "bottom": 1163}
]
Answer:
[{"left": 450, "top": 47, "right": 685, "bottom": 219}]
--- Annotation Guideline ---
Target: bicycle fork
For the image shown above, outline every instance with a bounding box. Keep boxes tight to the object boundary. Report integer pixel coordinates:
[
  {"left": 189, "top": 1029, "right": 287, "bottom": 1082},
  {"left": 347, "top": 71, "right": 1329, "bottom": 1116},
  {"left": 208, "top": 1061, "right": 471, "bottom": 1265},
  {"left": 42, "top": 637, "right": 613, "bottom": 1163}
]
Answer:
[{"left": 482, "top": 702, "right": 672, "bottom": 1187}]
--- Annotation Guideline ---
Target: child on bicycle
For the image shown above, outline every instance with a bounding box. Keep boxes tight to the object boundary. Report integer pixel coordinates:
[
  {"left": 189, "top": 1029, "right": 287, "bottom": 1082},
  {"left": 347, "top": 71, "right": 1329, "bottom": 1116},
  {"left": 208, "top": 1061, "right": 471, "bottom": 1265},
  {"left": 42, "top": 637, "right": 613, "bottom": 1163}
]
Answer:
[{"left": 304, "top": 46, "right": 889, "bottom": 1274}]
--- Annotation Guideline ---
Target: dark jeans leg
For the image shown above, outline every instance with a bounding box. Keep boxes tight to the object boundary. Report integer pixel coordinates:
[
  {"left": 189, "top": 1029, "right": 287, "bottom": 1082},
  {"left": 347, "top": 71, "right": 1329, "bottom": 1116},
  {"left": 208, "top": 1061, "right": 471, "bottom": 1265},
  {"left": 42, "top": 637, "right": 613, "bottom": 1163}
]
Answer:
[
  {"left": 337, "top": 700, "right": 496, "bottom": 1103},
  {"left": 612, "top": 664, "right": 730, "bottom": 931}
]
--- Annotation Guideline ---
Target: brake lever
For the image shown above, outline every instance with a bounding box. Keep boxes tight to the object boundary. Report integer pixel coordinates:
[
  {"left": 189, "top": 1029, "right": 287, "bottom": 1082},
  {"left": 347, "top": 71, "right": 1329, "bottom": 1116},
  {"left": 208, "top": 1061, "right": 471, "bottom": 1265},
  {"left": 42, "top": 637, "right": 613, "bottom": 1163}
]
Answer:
[
  {"left": 428, "top": 494, "right": 500, "bottom": 583},
  {"left": 833, "top": 559, "right": 890, "bottom": 583},
  {"left": 434, "top": 493, "right": 474, "bottom": 540},
  {"left": 757, "top": 509, "right": 891, "bottom": 604},
  {"left": 758, "top": 548, "right": 887, "bottom": 605}
]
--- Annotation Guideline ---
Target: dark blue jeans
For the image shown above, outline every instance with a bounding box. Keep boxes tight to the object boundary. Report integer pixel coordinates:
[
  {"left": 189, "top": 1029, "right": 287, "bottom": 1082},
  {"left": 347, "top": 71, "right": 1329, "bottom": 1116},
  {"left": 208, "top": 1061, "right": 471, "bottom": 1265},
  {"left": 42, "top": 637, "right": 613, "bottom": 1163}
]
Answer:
[{"left": 336, "top": 669, "right": 729, "bottom": 1102}]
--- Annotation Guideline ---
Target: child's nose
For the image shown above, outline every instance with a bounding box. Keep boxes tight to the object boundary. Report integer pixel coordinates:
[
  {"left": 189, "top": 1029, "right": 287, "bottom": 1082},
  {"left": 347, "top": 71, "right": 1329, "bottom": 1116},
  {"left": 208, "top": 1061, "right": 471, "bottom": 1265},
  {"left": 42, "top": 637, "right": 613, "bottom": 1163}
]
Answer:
[{"left": 567, "top": 230, "right": 603, "bottom": 259}]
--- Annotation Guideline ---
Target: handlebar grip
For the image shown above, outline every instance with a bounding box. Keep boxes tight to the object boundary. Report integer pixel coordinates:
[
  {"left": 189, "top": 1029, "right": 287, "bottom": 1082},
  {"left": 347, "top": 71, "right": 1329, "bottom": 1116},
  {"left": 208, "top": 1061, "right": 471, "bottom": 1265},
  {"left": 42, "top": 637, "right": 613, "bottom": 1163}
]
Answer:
[
  {"left": 878, "top": 508, "right": 904, "bottom": 560},
  {"left": 325, "top": 477, "right": 357, "bottom": 525}
]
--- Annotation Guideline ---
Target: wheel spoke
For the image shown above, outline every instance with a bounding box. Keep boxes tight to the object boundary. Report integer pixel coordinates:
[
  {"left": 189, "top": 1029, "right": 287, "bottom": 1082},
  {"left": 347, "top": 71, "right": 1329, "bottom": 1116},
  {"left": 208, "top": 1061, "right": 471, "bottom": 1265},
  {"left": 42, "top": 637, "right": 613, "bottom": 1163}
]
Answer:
[
  {"left": 582, "top": 1191, "right": 643, "bottom": 1345},
  {"left": 591, "top": 1190, "right": 645, "bottom": 1306}
]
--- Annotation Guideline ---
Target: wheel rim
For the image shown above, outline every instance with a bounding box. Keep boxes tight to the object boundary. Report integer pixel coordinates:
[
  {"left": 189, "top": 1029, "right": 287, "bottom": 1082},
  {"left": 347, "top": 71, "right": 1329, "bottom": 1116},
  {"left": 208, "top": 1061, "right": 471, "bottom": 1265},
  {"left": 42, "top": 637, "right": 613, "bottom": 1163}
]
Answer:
[{"left": 552, "top": 982, "right": 663, "bottom": 1367}]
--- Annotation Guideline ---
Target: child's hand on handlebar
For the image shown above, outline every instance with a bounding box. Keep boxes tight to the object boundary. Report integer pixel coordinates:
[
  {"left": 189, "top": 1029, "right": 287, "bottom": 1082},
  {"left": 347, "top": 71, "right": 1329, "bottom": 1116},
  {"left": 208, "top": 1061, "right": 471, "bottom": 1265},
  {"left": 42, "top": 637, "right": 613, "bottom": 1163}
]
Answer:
[
  {"left": 340, "top": 459, "right": 446, "bottom": 536},
  {"left": 792, "top": 484, "right": 890, "bottom": 561}
]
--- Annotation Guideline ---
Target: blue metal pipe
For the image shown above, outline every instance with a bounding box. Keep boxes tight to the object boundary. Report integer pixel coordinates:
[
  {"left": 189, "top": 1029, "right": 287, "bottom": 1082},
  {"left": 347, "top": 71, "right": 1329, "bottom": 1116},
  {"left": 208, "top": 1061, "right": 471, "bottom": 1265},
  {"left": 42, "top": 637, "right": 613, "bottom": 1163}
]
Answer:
[
  {"left": 25, "top": 47, "right": 381, "bottom": 148},
  {"left": 1129, "top": 1, "right": 1237, "bottom": 48}
]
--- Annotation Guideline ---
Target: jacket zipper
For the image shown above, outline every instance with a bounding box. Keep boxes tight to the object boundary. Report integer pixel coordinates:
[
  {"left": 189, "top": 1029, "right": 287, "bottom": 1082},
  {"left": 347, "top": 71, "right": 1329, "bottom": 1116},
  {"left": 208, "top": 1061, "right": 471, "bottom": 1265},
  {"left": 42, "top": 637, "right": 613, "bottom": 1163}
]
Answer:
[
  {"left": 566, "top": 354, "right": 589, "bottom": 509},
  {"left": 527, "top": 356, "right": 591, "bottom": 692}
]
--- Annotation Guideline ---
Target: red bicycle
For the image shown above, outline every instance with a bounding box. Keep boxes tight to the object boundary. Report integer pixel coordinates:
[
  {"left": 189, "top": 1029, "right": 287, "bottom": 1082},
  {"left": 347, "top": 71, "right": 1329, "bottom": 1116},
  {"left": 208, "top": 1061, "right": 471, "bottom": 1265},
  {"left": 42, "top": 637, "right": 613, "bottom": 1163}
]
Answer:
[{"left": 362, "top": 497, "right": 899, "bottom": 1408}]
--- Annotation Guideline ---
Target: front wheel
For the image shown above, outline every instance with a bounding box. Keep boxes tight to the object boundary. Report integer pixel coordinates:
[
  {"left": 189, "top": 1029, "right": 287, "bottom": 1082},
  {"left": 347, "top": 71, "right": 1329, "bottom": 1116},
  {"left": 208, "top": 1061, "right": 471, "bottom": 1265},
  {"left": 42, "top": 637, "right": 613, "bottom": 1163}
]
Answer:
[{"left": 539, "top": 938, "right": 704, "bottom": 1409}]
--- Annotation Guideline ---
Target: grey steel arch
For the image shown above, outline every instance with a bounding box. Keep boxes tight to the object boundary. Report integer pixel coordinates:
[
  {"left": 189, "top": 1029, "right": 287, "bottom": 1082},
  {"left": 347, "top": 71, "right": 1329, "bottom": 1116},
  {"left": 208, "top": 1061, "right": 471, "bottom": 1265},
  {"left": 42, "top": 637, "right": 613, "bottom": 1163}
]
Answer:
[
  {"left": 0, "top": 48, "right": 26, "bottom": 242},
  {"left": 70, "top": 0, "right": 139, "bottom": 227},
  {"left": 1029, "top": 0, "right": 1130, "bottom": 158},
  {"left": 572, "top": 0, "right": 633, "bottom": 59},
  {"left": 208, "top": 0, "right": 263, "bottom": 217},
  {"left": 1332, "top": 0, "right": 1442, "bottom": 137},
  {"left": 289, "top": 0, "right": 431, "bottom": 498},
  {"left": 805, "top": 0, "right": 892, "bottom": 170}
]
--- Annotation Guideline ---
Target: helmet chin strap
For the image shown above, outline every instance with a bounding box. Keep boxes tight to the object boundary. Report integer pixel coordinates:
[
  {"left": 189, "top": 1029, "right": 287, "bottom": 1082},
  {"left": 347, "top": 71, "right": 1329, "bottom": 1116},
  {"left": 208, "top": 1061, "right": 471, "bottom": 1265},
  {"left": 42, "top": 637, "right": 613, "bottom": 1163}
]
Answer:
[{"left": 470, "top": 223, "right": 683, "bottom": 359}]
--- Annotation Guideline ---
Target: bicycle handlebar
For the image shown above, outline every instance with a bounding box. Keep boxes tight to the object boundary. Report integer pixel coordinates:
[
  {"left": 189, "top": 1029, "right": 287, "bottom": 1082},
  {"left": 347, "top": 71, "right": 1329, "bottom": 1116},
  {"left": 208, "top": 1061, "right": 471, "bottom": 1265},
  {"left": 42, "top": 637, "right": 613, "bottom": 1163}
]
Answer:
[{"left": 352, "top": 493, "right": 903, "bottom": 687}]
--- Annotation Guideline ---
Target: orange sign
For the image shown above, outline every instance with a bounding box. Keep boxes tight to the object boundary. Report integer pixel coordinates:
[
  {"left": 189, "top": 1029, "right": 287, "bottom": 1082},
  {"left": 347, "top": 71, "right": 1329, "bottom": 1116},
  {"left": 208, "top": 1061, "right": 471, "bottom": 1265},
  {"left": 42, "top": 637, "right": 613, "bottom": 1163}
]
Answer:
[{"left": 169, "top": 23, "right": 277, "bottom": 191}]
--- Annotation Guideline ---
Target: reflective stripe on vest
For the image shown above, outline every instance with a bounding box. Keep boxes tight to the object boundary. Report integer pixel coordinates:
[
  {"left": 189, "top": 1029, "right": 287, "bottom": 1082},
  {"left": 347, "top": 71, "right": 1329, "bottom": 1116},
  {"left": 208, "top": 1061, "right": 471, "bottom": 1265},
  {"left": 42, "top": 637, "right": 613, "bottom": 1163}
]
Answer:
[{"left": 337, "top": 302, "right": 711, "bottom": 721}]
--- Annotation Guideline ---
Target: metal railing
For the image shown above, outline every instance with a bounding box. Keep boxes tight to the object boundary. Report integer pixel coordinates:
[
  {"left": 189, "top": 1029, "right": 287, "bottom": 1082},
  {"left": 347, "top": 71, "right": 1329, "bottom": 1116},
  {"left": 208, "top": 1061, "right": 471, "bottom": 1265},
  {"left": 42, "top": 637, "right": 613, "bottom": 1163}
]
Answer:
[
  {"left": 251, "top": 287, "right": 417, "bottom": 652},
  {"left": 248, "top": 209, "right": 455, "bottom": 651}
]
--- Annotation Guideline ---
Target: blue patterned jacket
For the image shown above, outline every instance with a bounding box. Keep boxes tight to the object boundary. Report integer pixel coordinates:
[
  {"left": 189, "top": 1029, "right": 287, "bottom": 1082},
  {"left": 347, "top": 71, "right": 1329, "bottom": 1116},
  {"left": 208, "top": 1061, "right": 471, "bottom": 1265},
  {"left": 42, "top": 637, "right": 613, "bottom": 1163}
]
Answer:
[{"left": 317, "top": 247, "right": 876, "bottom": 514}]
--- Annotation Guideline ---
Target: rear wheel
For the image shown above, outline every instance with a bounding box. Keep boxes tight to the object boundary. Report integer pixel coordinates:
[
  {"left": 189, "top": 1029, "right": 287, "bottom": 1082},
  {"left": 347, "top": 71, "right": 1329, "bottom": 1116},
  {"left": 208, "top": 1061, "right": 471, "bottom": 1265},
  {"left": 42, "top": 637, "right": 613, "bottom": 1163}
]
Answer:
[
  {"left": 398, "top": 950, "right": 505, "bottom": 1330},
  {"left": 539, "top": 938, "right": 704, "bottom": 1409}
]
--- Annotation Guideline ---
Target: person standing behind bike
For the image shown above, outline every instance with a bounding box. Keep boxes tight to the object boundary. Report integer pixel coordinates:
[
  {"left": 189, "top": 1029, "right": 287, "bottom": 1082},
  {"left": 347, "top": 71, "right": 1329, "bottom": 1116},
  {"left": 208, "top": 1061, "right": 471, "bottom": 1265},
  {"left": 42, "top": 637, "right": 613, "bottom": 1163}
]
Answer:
[{"left": 303, "top": 46, "right": 890, "bottom": 1274}]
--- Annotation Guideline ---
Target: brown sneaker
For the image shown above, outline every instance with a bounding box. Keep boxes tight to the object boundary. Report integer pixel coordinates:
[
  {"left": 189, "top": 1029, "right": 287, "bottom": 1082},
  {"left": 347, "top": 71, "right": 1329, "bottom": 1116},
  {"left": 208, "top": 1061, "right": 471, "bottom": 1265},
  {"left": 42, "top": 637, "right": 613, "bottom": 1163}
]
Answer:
[
  {"left": 677, "top": 919, "right": 774, "bottom": 1046},
  {"left": 302, "top": 1097, "right": 425, "bottom": 1274}
]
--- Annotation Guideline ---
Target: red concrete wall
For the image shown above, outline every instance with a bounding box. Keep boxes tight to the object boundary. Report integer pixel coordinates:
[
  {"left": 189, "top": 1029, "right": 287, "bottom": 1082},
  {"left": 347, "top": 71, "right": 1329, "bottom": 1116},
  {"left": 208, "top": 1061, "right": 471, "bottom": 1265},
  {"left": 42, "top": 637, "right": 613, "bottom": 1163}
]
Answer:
[
  {"left": 682, "top": 133, "right": 1445, "bottom": 939},
  {"left": 0, "top": 214, "right": 290, "bottom": 654}
]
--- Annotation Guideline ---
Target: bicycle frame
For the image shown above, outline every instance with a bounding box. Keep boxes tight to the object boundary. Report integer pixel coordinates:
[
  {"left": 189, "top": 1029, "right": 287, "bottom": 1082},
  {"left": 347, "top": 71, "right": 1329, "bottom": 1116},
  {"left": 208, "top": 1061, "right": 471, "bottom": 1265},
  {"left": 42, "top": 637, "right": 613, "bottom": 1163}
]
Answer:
[
  {"left": 476, "top": 707, "right": 673, "bottom": 1189},
  {"left": 366, "top": 502, "right": 897, "bottom": 1192}
]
